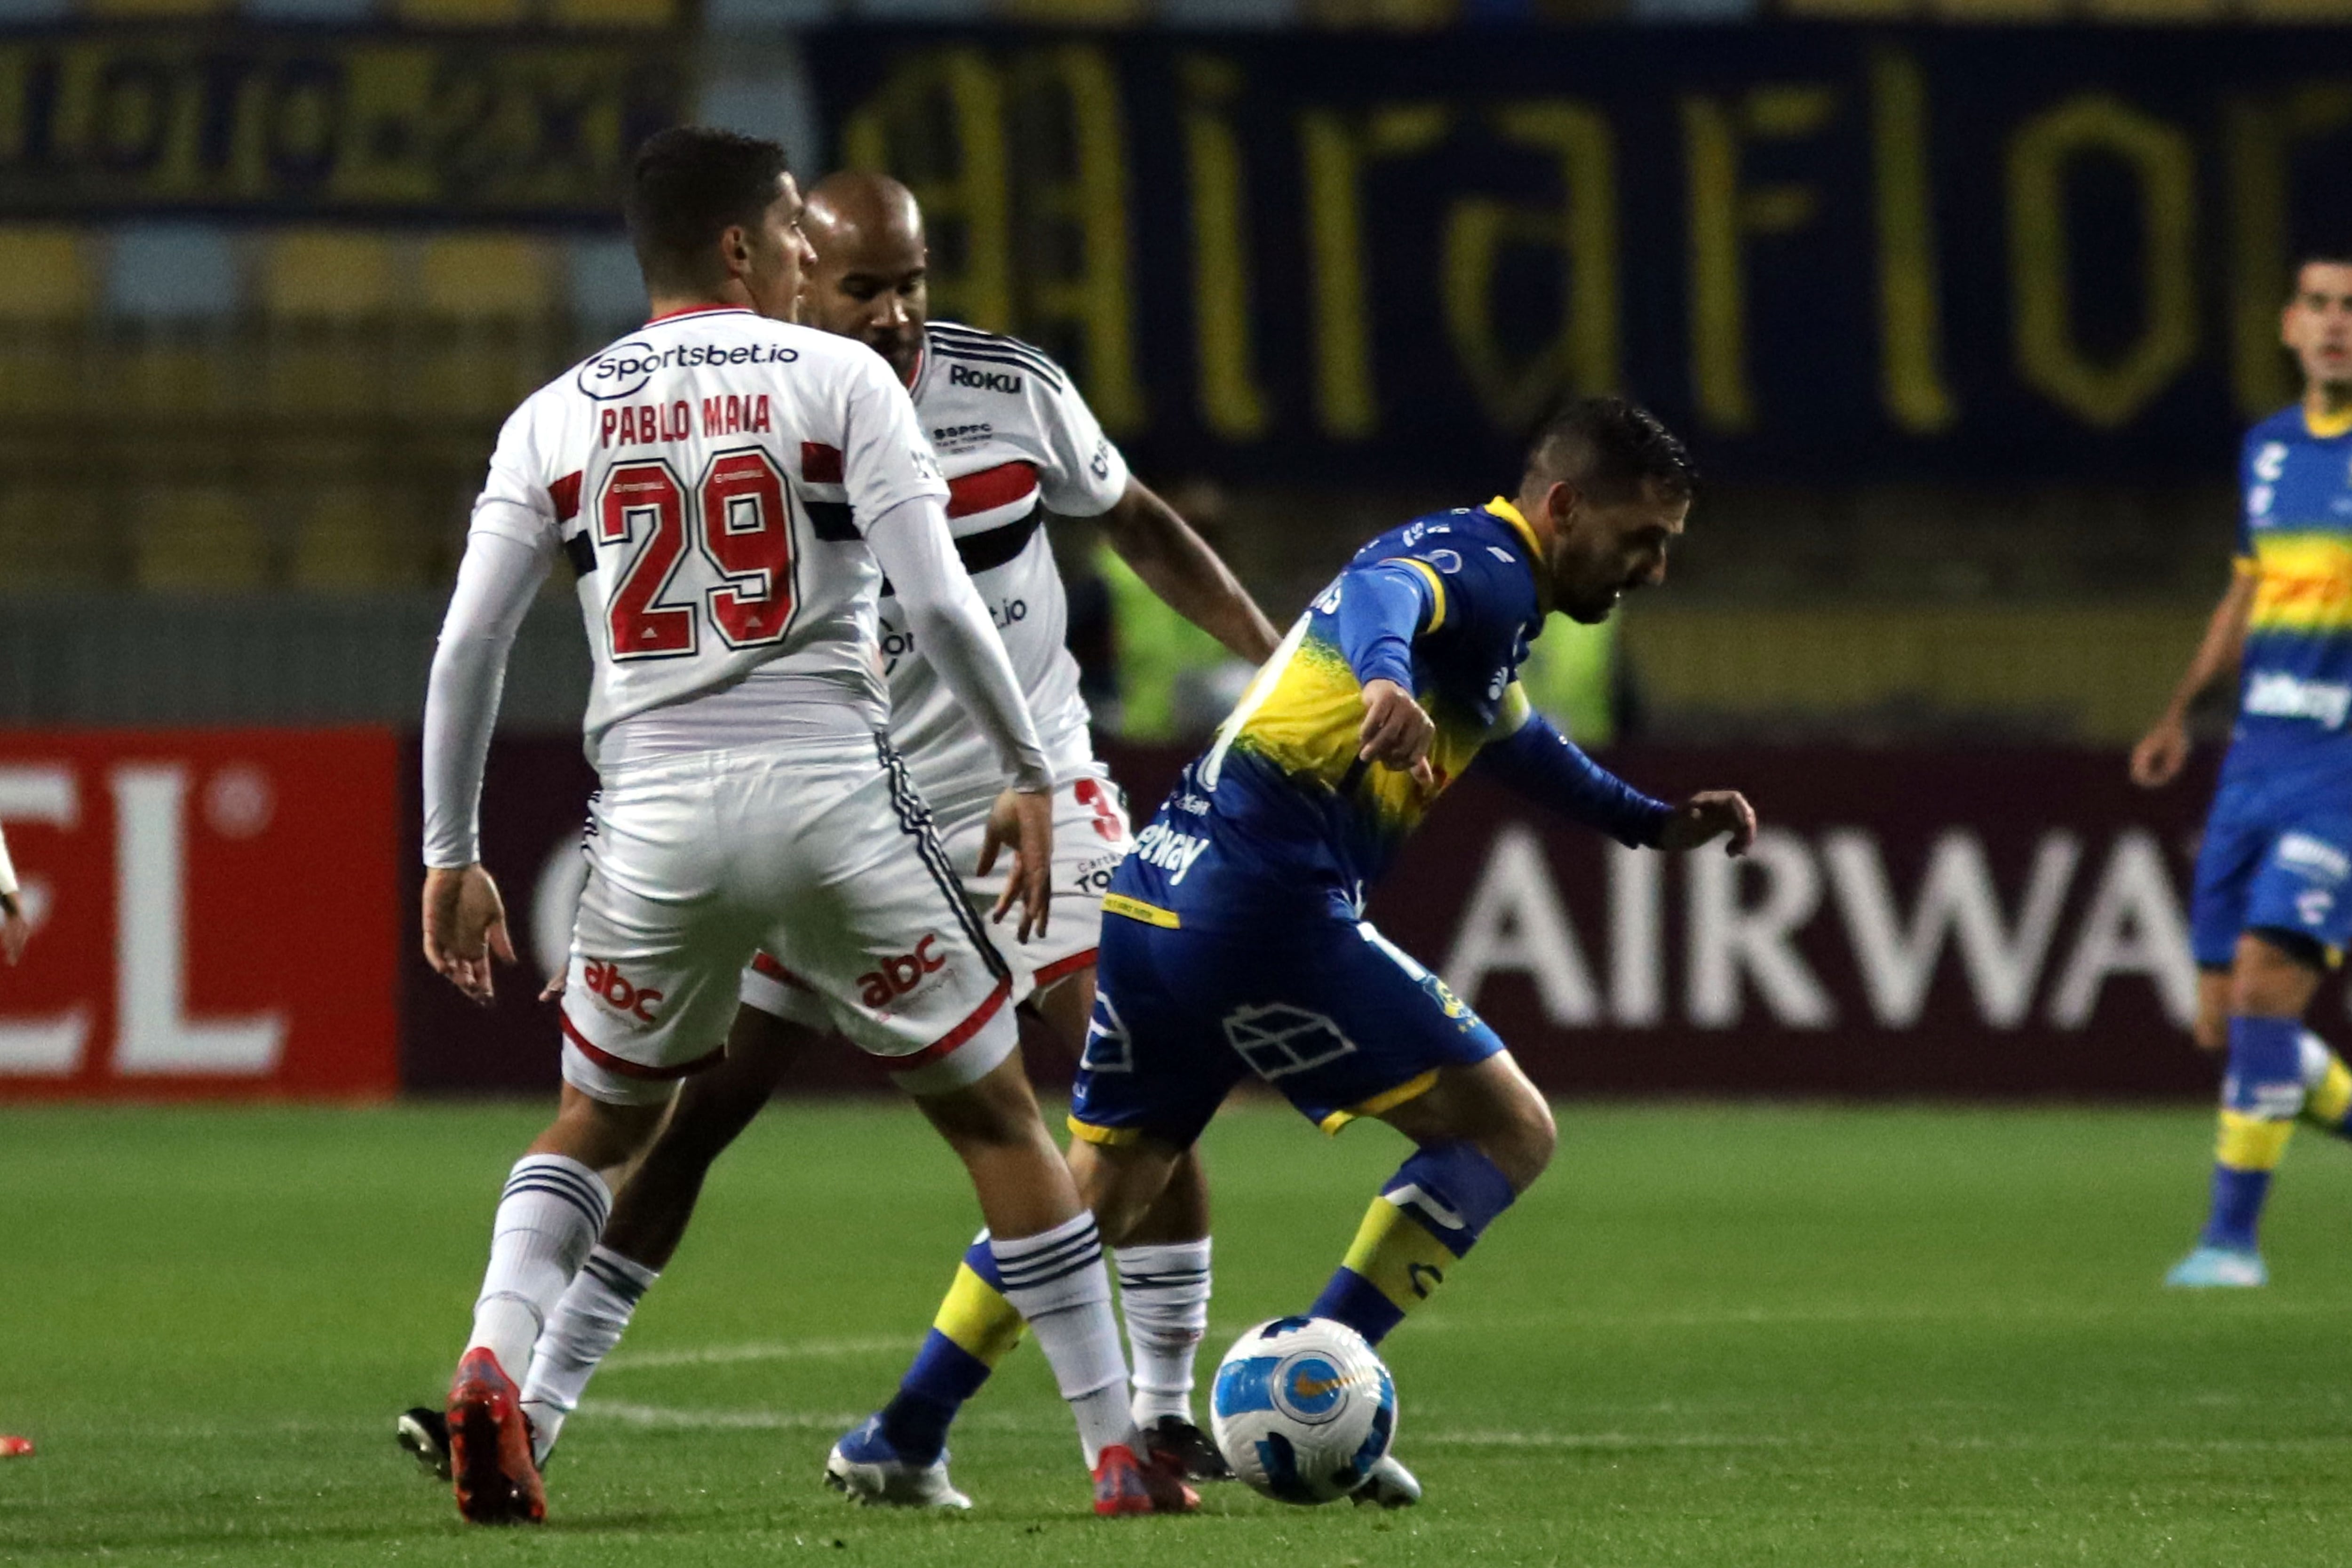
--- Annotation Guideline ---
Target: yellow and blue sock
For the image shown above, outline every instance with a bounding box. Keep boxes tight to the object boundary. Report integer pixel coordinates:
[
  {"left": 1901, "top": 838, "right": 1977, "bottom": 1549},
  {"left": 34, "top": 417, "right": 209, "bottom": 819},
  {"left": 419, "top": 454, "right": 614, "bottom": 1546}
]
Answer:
[
  {"left": 876, "top": 1234, "right": 1026, "bottom": 1464},
  {"left": 2297, "top": 1030, "right": 2352, "bottom": 1137},
  {"left": 2201, "top": 1016, "right": 2304, "bottom": 1252},
  {"left": 1309, "top": 1141, "right": 1516, "bottom": 1345}
]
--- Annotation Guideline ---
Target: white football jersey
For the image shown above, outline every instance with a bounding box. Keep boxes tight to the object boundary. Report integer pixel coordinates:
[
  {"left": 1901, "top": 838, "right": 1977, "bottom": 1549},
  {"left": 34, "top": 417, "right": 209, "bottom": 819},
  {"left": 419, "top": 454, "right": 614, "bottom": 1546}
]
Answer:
[
  {"left": 470, "top": 305, "right": 947, "bottom": 765},
  {"left": 882, "top": 320, "right": 1130, "bottom": 818}
]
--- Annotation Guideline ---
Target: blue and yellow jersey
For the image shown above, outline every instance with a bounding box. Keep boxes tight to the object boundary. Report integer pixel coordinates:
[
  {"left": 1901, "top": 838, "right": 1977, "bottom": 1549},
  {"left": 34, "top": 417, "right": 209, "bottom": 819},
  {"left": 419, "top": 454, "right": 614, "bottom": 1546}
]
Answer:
[
  {"left": 1111, "top": 499, "right": 1545, "bottom": 929},
  {"left": 2233, "top": 405, "right": 2352, "bottom": 763}
]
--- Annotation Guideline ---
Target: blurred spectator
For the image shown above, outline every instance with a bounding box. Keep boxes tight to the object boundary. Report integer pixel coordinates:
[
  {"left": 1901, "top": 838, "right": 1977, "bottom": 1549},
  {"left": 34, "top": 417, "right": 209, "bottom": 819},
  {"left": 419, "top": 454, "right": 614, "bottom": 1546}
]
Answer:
[
  {"left": 1094, "top": 478, "right": 1262, "bottom": 743},
  {"left": 1511, "top": 611, "right": 1643, "bottom": 746},
  {"left": 0, "top": 820, "right": 30, "bottom": 966}
]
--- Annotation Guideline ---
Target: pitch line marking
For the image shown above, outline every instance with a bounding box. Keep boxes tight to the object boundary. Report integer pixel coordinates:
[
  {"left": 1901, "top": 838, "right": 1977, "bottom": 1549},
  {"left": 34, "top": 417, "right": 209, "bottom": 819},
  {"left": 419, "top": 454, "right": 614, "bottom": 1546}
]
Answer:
[
  {"left": 581, "top": 1401, "right": 869, "bottom": 1432},
  {"left": 1420, "top": 1430, "right": 1791, "bottom": 1450},
  {"left": 601, "top": 1337, "right": 910, "bottom": 1372}
]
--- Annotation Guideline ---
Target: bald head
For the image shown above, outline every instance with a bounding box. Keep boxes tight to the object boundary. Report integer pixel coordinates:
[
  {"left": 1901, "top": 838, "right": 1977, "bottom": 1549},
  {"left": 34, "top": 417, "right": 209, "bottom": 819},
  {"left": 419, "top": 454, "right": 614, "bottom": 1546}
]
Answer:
[{"left": 801, "top": 173, "right": 928, "bottom": 381}]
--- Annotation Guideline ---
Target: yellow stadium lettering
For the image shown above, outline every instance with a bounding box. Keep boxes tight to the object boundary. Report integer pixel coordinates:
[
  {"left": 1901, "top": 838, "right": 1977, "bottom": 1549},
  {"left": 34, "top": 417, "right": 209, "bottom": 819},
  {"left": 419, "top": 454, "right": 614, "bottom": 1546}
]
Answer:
[
  {"left": 1680, "top": 82, "right": 1840, "bottom": 433},
  {"left": 2007, "top": 95, "right": 2198, "bottom": 429},
  {"left": 1299, "top": 102, "right": 1448, "bottom": 439},
  {"left": 844, "top": 48, "right": 1012, "bottom": 332},
  {"left": 1011, "top": 46, "right": 1146, "bottom": 435},
  {"left": 1867, "top": 48, "right": 1956, "bottom": 435},
  {"left": 2221, "top": 86, "right": 2352, "bottom": 420},
  {"left": 1441, "top": 101, "right": 1621, "bottom": 433},
  {"left": 1181, "top": 55, "right": 1270, "bottom": 441}
]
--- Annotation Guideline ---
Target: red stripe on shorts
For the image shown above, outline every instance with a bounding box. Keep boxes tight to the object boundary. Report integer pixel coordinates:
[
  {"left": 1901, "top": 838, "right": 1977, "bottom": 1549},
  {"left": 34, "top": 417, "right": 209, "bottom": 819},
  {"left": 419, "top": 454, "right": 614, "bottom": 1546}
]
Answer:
[
  {"left": 1029, "top": 948, "right": 1098, "bottom": 990},
  {"left": 748, "top": 951, "right": 816, "bottom": 992},
  {"left": 559, "top": 1011, "right": 724, "bottom": 1081},
  {"left": 886, "top": 977, "right": 1014, "bottom": 1075}
]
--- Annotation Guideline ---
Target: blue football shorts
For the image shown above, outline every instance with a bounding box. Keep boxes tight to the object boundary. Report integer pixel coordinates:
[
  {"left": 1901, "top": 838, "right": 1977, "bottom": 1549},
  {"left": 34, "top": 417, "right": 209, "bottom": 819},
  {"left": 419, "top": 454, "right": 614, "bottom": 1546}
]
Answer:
[
  {"left": 1069, "top": 904, "right": 1505, "bottom": 1152},
  {"left": 2190, "top": 752, "right": 2352, "bottom": 968}
]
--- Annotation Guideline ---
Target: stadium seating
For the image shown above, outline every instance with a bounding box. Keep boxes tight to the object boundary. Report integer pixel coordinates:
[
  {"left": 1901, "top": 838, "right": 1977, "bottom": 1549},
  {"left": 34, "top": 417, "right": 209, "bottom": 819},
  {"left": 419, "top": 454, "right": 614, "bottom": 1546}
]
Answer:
[
  {"left": 133, "top": 490, "right": 270, "bottom": 592},
  {"left": 0, "top": 229, "right": 93, "bottom": 421}
]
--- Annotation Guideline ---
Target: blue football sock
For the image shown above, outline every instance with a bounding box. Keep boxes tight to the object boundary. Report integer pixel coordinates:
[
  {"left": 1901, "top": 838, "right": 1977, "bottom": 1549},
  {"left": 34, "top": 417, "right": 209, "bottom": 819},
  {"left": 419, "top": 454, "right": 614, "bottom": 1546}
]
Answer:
[
  {"left": 876, "top": 1236, "right": 1025, "bottom": 1464},
  {"left": 2200, "top": 1016, "right": 2304, "bottom": 1252},
  {"left": 1310, "top": 1141, "right": 1517, "bottom": 1346}
]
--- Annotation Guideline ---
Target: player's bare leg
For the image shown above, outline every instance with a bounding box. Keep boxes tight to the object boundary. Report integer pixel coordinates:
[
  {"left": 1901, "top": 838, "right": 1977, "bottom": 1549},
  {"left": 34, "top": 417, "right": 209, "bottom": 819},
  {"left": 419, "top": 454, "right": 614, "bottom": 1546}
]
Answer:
[
  {"left": 2171, "top": 931, "right": 2335, "bottom": 1287},
  {"left": 512, "top": 1006, "right": 813, "bottom": 1461},
  {"left": 1034, "top": 972, "right": 1221, "bottom": 1471},
  {"left": 843, "top": 967, "right": 1222, "bottom": 1503},
  {"left": 906, "top": 1051, "right": 1195, "bottom": 1515},
  {"left": 448, "top": 1085, "right": 667, "bottom": 1524},
  {"left": 1075, "top": 1051, "right": 1555, "bottom": 1512}
]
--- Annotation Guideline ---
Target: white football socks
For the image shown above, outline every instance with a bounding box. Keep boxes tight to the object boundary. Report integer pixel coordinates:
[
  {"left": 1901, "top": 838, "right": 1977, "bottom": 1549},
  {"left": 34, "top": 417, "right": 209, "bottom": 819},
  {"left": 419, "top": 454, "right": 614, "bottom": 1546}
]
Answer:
[
  {"left": 1114, "top": 1239, "right": 1212, "bottom": 1426},
  {"left": 991, "top": 1214, "right": 1131, "bottom": 1466},
  {"left": 519, "top": 1245, "right": 658, "bottom": 1465},
  {"left": 465, "top": 1154, "right": 610, "bottom": 1383}
]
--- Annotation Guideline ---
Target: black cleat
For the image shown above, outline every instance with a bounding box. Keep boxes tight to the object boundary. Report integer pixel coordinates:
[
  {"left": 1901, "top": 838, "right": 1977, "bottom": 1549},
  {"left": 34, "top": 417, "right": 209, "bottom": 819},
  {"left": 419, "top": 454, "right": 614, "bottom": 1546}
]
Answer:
[
  {"left": 397, "top": 1406, "right": 453, "bottom": 1481},
  {"left": 1141, "top": 1415, "right": 1235, "bottom": 1483}
]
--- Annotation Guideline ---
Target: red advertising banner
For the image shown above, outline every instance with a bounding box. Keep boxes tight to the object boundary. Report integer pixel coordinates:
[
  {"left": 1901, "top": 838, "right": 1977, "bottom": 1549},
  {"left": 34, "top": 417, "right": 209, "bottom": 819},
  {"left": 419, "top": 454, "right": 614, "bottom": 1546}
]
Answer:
[
  {"left": 401, "top": 740, "right": 2274, "bottom": 1100},
  {"left": 0, "top": 730, "right": 400, "bottom": 1099}
]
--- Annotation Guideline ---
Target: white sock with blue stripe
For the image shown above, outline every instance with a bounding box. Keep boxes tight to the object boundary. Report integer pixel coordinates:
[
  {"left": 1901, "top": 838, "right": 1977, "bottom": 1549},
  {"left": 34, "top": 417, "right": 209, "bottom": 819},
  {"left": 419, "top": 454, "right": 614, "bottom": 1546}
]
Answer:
[
  {"left": 992, "top": 1214, "right": 1130, "bottom": 1465},
  {"left": 466, "top": 1154, "right": 611, "bottom": 1383}
]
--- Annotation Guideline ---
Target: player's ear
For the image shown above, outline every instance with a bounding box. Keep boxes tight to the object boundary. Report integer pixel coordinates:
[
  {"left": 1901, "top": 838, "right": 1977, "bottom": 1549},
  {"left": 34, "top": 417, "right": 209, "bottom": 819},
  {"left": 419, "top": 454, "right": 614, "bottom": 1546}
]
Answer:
[
  {"left": 718, "top": 223, "right": 752, "bottom": 282},
  {"left": 1542, "top": 478, "right": 1578, "bottom": 531}
]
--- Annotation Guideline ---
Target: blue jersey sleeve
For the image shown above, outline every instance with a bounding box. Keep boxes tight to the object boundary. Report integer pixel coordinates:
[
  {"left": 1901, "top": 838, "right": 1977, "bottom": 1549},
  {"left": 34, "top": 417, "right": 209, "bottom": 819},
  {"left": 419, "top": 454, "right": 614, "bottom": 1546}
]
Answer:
[
  {"left": 1331, "top": 561, "right": 1434, "bottom": 690},
  {"left": 1470, "top": 703, "right": 1673, "bottom": 848}
]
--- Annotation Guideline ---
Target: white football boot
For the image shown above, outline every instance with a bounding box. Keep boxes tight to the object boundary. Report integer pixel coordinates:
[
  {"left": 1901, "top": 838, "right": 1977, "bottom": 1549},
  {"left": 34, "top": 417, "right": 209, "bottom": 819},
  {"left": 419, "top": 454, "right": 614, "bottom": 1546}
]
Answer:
[
  {"left": 1352, "top": 1452, "right": 1422, "bottom": 1508},
  {"left": 823, "top": 1415, "right": 973, "bottom": 1509}
]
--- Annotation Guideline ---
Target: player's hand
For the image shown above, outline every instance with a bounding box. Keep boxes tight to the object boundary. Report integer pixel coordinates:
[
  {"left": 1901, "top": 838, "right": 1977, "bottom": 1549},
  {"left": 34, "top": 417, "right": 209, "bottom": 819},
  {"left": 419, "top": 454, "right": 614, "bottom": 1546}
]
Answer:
[
  {"left": 0, "top": 899, "right": 28, "bottom": 967},
  {"left": 422, "top": 863, "right": 516, "bottom": 1006},
  {"left": 1359, "top": 678, "right": 1437, "bottom": 789},
  {"left": 539, "top": 970, "right": 568, "bottom": 1004},
  {"left": 977, "top": 787, "right": 1054, "bottom": 944},
  {"left": 1658, "top": 791, "right": 1757, "bottom": 856},
  {"left": 2130, "top": 717, "right": 2191, "bottom": 790}
]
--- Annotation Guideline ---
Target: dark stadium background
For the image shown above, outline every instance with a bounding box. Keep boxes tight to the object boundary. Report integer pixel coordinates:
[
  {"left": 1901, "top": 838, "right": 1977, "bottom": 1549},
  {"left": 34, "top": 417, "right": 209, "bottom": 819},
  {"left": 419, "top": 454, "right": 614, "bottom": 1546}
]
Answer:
[{"left": 4, "top": 1, "right": 2346, "bottom": 1104}]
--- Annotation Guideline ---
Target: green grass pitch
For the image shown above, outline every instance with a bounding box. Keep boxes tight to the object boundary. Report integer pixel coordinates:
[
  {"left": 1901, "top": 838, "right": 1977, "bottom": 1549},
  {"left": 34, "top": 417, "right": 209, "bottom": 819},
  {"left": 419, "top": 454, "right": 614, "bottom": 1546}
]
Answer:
[{"left": 6, "top": 1098, "right": 2352, "bottom": 1566}]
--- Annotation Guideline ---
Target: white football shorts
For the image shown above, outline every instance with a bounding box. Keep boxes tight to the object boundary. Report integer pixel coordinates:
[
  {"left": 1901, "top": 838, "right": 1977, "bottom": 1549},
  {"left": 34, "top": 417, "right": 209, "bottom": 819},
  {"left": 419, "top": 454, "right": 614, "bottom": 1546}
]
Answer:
[
  {"left": 559, "top": 736, "right": 1018, "bottom": 1106},
  {"left": 739, "top": 764, "right": 1134, "bottom": 1034}
]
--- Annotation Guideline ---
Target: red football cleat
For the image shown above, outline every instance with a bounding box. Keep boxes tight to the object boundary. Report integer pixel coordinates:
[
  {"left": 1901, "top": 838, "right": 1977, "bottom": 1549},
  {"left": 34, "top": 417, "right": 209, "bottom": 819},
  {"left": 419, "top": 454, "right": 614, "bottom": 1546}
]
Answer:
[
  {"left": 446, "top": 1348, "right": 544, "bottom": 1525},
  {"left": 1092, "top": 1442, "right": 1199, "bottom": 1517},
  {"left": 0, "top": 1436, "right": 32, "bottom": 1459}
]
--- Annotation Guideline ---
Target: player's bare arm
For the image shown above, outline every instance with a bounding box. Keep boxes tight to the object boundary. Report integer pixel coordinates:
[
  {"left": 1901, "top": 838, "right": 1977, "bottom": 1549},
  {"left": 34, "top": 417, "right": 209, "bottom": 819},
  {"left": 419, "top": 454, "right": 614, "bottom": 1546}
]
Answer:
[
  {"left": 1097, "top": 480, "right": 1281, "bottom": 664},
  {"left": 2131, "top": 567, "right": 2257, "bottom": 789}
]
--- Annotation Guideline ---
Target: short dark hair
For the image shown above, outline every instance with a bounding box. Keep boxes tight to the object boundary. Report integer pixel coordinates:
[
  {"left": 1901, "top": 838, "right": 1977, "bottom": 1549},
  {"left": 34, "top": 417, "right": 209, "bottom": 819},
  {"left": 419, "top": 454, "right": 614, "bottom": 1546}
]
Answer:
[
  {"left": 626, "top": 127, "right": 791, "bottom": 294},
  {"left": 1525, "top": 396, "right": 1696, "bottom": 502},
  {"left": 2294, "top": 246, "right": 2352, "bottom": 289}
]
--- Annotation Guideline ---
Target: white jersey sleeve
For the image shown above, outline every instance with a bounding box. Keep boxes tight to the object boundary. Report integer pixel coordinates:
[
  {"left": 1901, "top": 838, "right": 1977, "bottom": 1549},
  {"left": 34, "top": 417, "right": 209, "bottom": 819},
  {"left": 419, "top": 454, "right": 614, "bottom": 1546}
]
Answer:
[
  {"left": 421, "top": 530, "right": 555, "bottom": 866},
  {"left": 827, "top": 344, "right": 952, "bottom": 529},
  {"left": 1025, "top": 352, "right": 1128, "bottom": 519},
  {"left": 470, "top": 398, "right": 564, "bottom": 554}
]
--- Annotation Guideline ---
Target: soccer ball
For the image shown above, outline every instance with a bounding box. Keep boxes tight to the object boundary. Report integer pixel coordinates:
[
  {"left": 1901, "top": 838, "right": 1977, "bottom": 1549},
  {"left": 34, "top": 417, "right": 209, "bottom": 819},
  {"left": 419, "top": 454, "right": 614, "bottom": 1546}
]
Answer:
[{"left": 1209, "top": 1316, "right": 1397, "bottom": 1504}]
